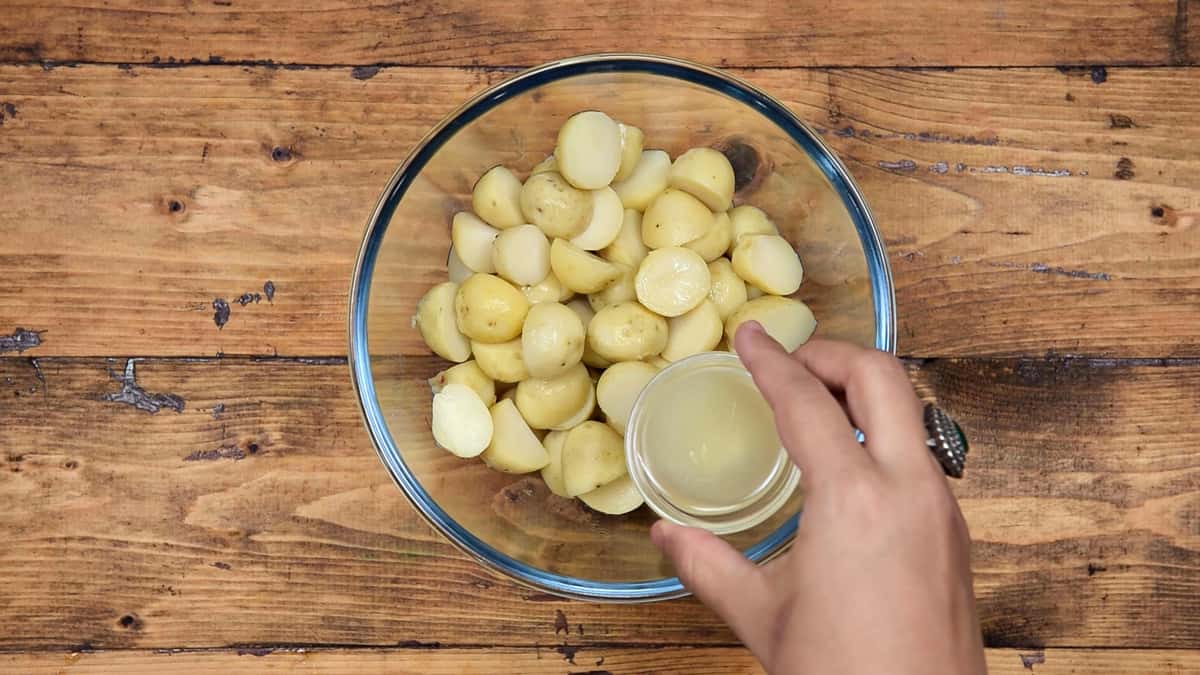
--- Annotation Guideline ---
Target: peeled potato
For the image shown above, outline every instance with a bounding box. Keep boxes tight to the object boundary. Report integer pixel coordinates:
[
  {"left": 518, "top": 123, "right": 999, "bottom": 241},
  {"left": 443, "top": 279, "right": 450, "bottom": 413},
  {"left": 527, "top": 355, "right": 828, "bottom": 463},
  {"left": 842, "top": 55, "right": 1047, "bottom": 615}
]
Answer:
[
  {"left": 556, "top": 111, "right": 622, "bottom": 190},
  {"left": 587, "top": 301, "right": 669, "bottom": 362},
  {"left": 428, "top": 360, "right": 496, "bottom": 407},
  {"left": 482, "top": 399, "right": 550, "bottom": 473},
  {"left": 611, "top": 149, "right": 671, "bottom": 211},
  {"left": 747, "top": 284, "right": 765, "bottom": 300},
  {"left": 579, "top": 474, "right": 643, "bottom": 515},
  {"left": 540, "top": 430, "right": 571, "bottom": 497},
  {"left": 515, "top": 362, "right": 592, "bottom": 429},
  {"left": 600, "top": 210, "right": 648, "bottom": 271},
  {"left": 669, "top": 147, "right": 735, "bottom": 212},
  {"left": 562, "top": 421, "right": 626, "bottom": 496},
  {"left": 725, "top": 296, "right": 818, "bottom": 353},
  {"left": 588, "top": 263, "right": 636, "bottom": 312},
  {"left": 451, "top": 212, "right": 499, "bottom": 274},
  {"left": 471, "top": 338, "right": 529, "bottom": 383},
  {"left": 520, "top": 172, "right": 592, "bottom": 239},
  {"left": 550, "top": 238, "right": 622, "bottom": 294},
  {"left": 472, "top": 165, "right": 525, "bottom": 229},
  {"left": 447, "top": 247, "right": 472, "bottom": 284},
  {"left": 635, "top": 247, "right": 712, "bottom": 317},
  {"left": 549, "top": 383, "right": 596, "bottom": 431},
  {"left": 707, "top": 258, "right": 749, "bottom": 321},
  {"left": 569, "top": 186, "right": 624, "bottom": 252},
  {"left": 565, "top": 297, "right": 595, "bottom": 327},
  {"left": 492, "top": 224, "right": 551, "bottom": 286},
  {"left": 685, "top": 211, "right": 733, "bottom": 263},
  {"left": 455, "top": 273, "right": 530, "bottom": 343},
  {"left": 530, "top": 154, "right": 557, "bottom": 175},
  {"left": 662, "top": 299, "right": 723, "bottom": 361},
  {"left": 729, "top": 204, "right": 779, "bottom": 244},
  {"left": 431, "top": 383, "right": 493, "bottom": 458},
  {"left": 641, "top": 188, "right": 713, "bottom": 249},
  {"left": 596, "top": 360, "right": 659, "bottom": 434},
  {"left": 613, "top": 123, "right": 644, "bottom": 182},
  {"left": 415, "top": 282, "right": 471, "bottom": 363},
  {"left": 520, "top": 270, "right": 572, "bottom": 304},
  {"left": 522, "top": 301, "right": 585, "bottom": 379},
  {"left": 730, "top": 234, "right": 804, "bottom": 296}
]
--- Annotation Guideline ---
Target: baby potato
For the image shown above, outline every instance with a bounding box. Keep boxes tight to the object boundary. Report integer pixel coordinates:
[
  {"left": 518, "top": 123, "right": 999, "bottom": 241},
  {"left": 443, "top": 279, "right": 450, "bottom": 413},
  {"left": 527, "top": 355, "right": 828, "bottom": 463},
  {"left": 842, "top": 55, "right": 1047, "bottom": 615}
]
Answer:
[
  {"left": 644, "top": 355, "right": 671, "bottom": 370},
  {"left": 707, "top": 258, "right": 749, "bottom": 321},
  {"left": 428, "top": 360, "right": 496, "bottom": 407},
  {"left": 472, "top": 165, "right": 525, "bottom": 229},
  {"left": 731, "top": 234, "right": 804, "bottom": 295},
  {"left": 451, "top": 212, "right": 499, "bottom": 273},
  {"left": 549, "top": 382, "right": 596, "bottom": 431},
  {"left": 596, "top": 360, "right": 659, "bottom": 434},
  {"left": 747, "top": 284, "right": 765, "bottom": 300},
  {"left": 447, "top": 246, "right": 473, "bottom": 284},
  {"left": 515, "top": 362, "right": 592, "bottom": 429},
  {"left": 550, "top": 238, "right": 622, "bottom": 294},
  {"left": 520, "top": 270, "right": 572, "bottom": 304},
  {"left": 641, "top": 188, "right": 713, "bottom": 249},
  {"left": 662, "top": 299, "right": 723, "bottom": 362},
  {"left": 455, "top": 273, "right": 530, "bottom": 343},
  {"left": 565, "top": 296, "right": 595, "bottom": 327},
  {"left": 588, "top": 263, "right": 636, "bottom": 312},
  {"left": 611, "top": 149, "right": 671, "bottom": 211},
  {"left": 492, "top": 224, "right": 551, "bottom": 287},
  {"left": 471, "top": 338, "right": 529, "bottom": 383},
  {"left": 556, "top": 111, "right": 623, "bottom": 190},
  {"left": 539, "top": 430, "right": 571, "bottom": 497},
  {"left": 520, "top": 172, "right": 593, "bottom": 239},
  {"left": 415, "top": 281, "right": 472, "bottom": 363},
  {"left": 431, "top": 383, "right": 493, "bottom": 458},
  {"left": 614, "top": 123, "right": 645, "bottom": 182},
  {"left": 729, "top": 204, "right": 779, "bottom": 245},
  {"left": 685, "top": 211, "right": 733, "bottom": 263},
  {"left": 635, "top": 247, "right": 712, "bottom": 317},
  {"left": 725, "top": 296, "right": 818, "bottom": 354},
  {"left": 570, "top": 186, "right": 624, "bottom": 251},
  {"left": 482, "top": 399, "right": 550, "bottom": 473},
  {"left": 669, "top": 147, "right": 735, "bottom": 212},
  {"left": 562, "top": 421, "right": 626, "bottom": 496},
  {"left": 587, "top": 301, "right": 669, "bottom": 362},
  {"left": 530, "top": 154, "right": 557, "bottom": 175},
  {"left": 579, "top": 474, "right": 644, "bottom": 515},
  {"left": 600, "top": 209, "right": 649, "bottom": 269},
  {"left": 521, "top": 301, "right": 585, "bottom": 379}
]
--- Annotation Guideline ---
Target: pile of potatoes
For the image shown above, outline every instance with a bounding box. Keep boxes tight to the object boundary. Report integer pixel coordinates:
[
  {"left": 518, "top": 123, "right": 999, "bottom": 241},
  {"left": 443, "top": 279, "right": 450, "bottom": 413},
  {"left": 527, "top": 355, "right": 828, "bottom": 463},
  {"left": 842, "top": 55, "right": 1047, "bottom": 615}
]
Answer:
[{"left": 415, "top": 110, "right": 817, "bottom": 516}]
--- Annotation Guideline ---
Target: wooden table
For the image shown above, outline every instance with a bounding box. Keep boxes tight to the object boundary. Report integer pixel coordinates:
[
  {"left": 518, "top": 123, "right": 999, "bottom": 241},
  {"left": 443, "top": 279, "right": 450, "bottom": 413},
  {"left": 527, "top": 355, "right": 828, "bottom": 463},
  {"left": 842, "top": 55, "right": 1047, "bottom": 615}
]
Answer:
[{"left": 1, "top": 2, "right": 1198, "bottom": 673}]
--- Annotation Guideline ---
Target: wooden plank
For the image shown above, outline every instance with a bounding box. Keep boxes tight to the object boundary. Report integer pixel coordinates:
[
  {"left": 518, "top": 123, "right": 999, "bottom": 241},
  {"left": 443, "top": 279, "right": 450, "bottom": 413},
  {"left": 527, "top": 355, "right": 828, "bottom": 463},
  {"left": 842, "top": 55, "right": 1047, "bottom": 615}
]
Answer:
[
  {"left": 0, "top": 356, "right": 1197, "bottom": 649},
  {"left": 0, "top": 1, "right": 1189, "bottom": 68},
  {"left": 1, "top": 65, "right": 1197, "bottom": 359},
  {"left": 3, "top": 646, "right": 1199, "bottom": 674}
]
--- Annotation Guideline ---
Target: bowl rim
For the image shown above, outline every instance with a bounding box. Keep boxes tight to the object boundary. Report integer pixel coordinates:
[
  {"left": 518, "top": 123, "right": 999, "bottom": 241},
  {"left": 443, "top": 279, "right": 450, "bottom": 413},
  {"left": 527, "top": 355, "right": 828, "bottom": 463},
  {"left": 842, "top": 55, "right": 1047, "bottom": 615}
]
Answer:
[{"left": 347, "top": 52, "right": 896, "bottom": 602}]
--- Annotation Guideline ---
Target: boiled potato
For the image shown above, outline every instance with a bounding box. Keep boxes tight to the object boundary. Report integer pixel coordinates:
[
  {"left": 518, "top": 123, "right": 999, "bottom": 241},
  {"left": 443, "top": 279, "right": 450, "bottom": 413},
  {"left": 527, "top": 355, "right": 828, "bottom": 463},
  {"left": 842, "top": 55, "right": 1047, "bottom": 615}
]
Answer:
[
  {"left": 562, "top": 421, "right": 626, "bottom": 496},
  {"left": 520, "top": 270, "right": 572, "bottom": 304},
  {"left": 520, "top": 172, "right": 592, "bottom": 239},
  {"left": 707, "top": 258, "right": 749, "bottom": 321},
  {"left": 731, "top": 234, "right": 804, "bottom": 296},
  {"left": 635, "top": 247, "right": 711, "bottom": 317},
  {"left": 747, "top": 284, "right": 765, "bottom": 300},
  {"left": 431, "top": 383, "right": 493, "bottom": 458},
  {"left": 662, "top": 299, "right": 723, "bottom": 361},
  {"left": 482, "top": 399, "right": 550, "bottom": 473},
  {"left": 549, "top": 383, "right": 596, "bottom": 431},
  {"left": 451, "top": 212, "right": 499, "bottom": 273},
  {"left": 587, "top": 301, "right": 669, "bottom": 362},
  {"left": 515, "top": 362, "right": 592, "bottom": 429},
  {"left": 685, "top": 211, "right": 733, "bottom": 263},
  {"left": 455, "top": 273, "right": 530, "bottom": 343},
  {"left": 540, "top": 430, "right": 571, "bottom": 497},
  {"left": 521, "top": 301, "right": 585, "bottom": 379},
  {"left": 571, "top": 186, "right": 624, "bottom": 251},
  {"left": 471, "top": 338, "right": 529, "bottom": 383},
  {"left": 472, "top": 165, "right": 525, "bottom": 229},
  {"left": 596, "top": 360, "right": 659, "bottom": 434},
  {"left": 579, "top": 474, "right": 643, "bottom": 515},
  {"left": 644, "top": 355, "right": 671, "bottom": 370},
  {"left": 556, "top": 110, "right": 622, "bottom": 190},
  {"left": 600, "top": 209, "right": 649, "bottom": 268},
  {"left": 729, "top": 204, "right": 778, "bottom": 244},
  {"left": 415, "top": 282, "right": 471, "bottom": 363},
  {"left": 613, "top": 123, "right": 644, "bottom": 182},
  {"left": 565, "top": 296, "right": 595, "bottom": 327},
  {"left": 428, "top": 360, "right": 496, "bottom": 407},
  {"left": 447, "top": 247, "right": 472, "bottom": 284},
  {"left": 492, "top": 224, "right": 551, "bottom": 286},
  {"left": 587, "top": 263, "right": 636, "bottom": 312},
  {"left": 725, "top": 296, "right": 818, "bottom": 353},
  {"left": 641, "top": 188, "right": 713, "bottom": 249},
  {"left": 669, "top": 147, "right": 735, "bottom": 212},
  {"left": 611, "top": 149, "right": 671, "bottom": 211},
  {"left": 530, "top": 154, "right": 557, "bottom": 175},
  {"left": 550, "top": 238, "right": 622, "bottom": 294}
]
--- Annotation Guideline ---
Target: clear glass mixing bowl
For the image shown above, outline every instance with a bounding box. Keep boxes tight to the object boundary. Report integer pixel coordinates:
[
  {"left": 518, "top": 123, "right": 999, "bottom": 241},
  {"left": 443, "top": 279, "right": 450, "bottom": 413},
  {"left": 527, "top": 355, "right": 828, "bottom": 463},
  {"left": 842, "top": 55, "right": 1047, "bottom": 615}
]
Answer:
[{"left": 348, "top": 53, "right": 894, "bottom": 601}]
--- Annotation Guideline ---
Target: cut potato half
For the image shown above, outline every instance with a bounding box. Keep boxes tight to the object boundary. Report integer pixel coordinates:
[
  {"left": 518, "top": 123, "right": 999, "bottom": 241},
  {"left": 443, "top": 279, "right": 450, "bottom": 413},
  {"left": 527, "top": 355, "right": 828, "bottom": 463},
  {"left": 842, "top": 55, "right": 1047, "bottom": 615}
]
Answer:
[
  {"left": 482, "top": 399, "right": 550, "bottom": 473},
  {"left": 562, "top": 421, "right": 627, "bottom": 497},
  {"left": 415, "top": 282, "right": 472, "bottom": 363},
  {"left": 432, "top": 383, "right": 493, "bottom": 458},
  {"left": 579, "top": 474, "right": 644, "bottom": 515}
]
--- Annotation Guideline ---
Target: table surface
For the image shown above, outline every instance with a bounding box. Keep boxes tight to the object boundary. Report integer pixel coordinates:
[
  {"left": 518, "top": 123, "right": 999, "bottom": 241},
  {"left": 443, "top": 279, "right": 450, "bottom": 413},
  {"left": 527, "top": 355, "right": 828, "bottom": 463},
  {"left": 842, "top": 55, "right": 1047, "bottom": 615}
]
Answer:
[{"left": 1, "top": 2, "right": 1198, "bottom": 673}]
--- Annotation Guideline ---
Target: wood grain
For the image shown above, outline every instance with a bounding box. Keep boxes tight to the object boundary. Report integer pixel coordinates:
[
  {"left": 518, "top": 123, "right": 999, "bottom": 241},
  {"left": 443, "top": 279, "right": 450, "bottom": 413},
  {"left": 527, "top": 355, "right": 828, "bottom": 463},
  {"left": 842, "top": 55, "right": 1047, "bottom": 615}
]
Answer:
[
  {"left": 3, "top": 646, "right": 1199, "bottom": 674},
  {"left": 0, "top": 65, "right": 1197, "bottom": 359},
  {"left": 0, "top": 356, "right": 1196, "bottom": 649}
]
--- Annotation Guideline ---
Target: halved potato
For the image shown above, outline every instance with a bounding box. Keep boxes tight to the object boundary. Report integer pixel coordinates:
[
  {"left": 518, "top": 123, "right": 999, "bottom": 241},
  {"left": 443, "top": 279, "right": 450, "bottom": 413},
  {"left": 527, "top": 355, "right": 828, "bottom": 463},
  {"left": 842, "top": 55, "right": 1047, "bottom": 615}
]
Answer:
[
  {"left": 550, "top": 238, "right": 622, "bottom": 294},
  {"left": 530, "top": 154, "right": 557, "bottom": 175},
  {"left": 587, "top": 263, "right": 636, "bottom": 312},
  {"left": 522, "top": 301, "right": 585, "bottom": 379},
  {"left": 562, "top": 421, "right": 626, "bottom": 496},
  {"left": 685, "top": 211, "right": 733, "bottom": 263},
  {"left": 455, "top": 273, "right": 530, "bottom": 343},
  {"left": 548, "top": 382, "right": 596, "bottom": 431},
  {"left": 471, "top": 338, "right": 529, "bottom": 383},
  {"left": 587, "top": 301, "right": 669, "bottom": 362},
  {"left": 600, "top": 209, "right": 649, "bottom": 268},
  {"left": 556, "top": 111, "right": 623, "bottom": 190},
  {"left": 431, "top": 383, "right": 493, "bottom": 458},
  {"left": 415, "top": 282, "right": 471, "bottom": 363},
  {"left": 731, "top": 234, "right": 804, "bottom": 295},
  {"left": 707, "top": 258, "right": 749, "bottom": 321},
  {"left": 635, "top": 247, "right": 712, "bottom": 317},
  {"left": 428, "top": 360, "right": 496, "bottom": 407},
  {"left": 472, "top": 165, "right": 525, "bottom": 229},
  {"left": 520, "top": 270, "right": 572, "bottom": 304},
  {"left": 540, "top": 430, "right": 571, "bottom": 497},
  {"left": 515, "top": 362, "right": 592, "bottom": 429},
  {"left": 662, "top": 299, "right": 723, "bottom": 361},
  {"left": 520, "top": 172, "right": 593, "bottom": 239},
  {"left": 613, "top": 123, "right": 645, "bottom": 182},
  {"left": 669, "top": 147, "right": 735, "bottom": 212},
  {"left": 725, "top": 296, "right": 818, "bottom": 354},
  {"left": 570, "top": 186, "right": 624, "bottom": 251},
  {"left": 747, "top": 284, "right": 766, "bottom": 300},
  {"left": 729, "top": 204, "right": 779, "bottom": 244},
  {"left": 579, "top": 474, "right": 643, "bottom": 515},
  {"left": 492, "top": 224, "right": 551, "bottom": 287},
  {"left": 611, "top": 149, "right": 671, "bottom": 211},
  {"left": 596, "top": 360, "right": 659, "bottom": 434},
  {"left": 447, "top": 246, "right": 472, "bottom": 284},
  {"left": 644, "top": 355, "right": 671, "bottom": 370},
  {"left": 482, "top": 399, "right": 550, "bottom": 473},
  {"left": 641, "top": 188, "right": 713, "bottom": 249},
  {"left": 451, "top": 212, "right": 499, "bottom": 273}
]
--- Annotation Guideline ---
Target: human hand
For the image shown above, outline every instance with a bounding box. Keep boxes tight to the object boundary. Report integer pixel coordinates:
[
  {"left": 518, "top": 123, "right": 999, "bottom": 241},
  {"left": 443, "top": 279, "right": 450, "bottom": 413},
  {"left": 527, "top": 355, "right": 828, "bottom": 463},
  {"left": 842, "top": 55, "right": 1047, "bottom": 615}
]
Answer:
[{"left": 651, "top": 322, "right": 986, "bottom": 674}]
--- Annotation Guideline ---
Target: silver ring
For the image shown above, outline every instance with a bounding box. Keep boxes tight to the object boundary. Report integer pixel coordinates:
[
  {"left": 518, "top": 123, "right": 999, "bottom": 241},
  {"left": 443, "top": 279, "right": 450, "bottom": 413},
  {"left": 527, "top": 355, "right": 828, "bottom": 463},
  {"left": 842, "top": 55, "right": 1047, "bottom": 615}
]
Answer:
[{"left": 924, "top": 404, "right": 968, "bottom": 478}]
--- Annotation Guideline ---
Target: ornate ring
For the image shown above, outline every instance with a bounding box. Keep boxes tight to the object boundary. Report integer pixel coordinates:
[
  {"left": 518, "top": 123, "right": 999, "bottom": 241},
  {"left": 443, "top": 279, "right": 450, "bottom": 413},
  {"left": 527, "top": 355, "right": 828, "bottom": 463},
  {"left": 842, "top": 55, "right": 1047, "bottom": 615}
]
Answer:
[{"left": 924, "top": 404, "right": 968, "bottom": 478}]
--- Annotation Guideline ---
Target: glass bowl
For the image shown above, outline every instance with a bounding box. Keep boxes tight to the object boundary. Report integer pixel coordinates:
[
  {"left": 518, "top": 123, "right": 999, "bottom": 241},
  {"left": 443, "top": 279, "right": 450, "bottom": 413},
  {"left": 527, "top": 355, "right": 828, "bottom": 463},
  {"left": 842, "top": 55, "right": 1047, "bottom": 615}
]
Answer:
[{"left": 348, "top": 53, "right": 895, "bottom": 602}]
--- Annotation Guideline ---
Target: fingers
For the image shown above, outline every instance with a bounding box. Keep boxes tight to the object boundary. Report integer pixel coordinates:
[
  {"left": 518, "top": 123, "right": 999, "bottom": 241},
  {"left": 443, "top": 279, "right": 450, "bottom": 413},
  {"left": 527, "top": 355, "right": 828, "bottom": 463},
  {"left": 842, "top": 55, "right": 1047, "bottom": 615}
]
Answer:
[{"left": 734, "top": 322, "right": 867, "bottom": 481}]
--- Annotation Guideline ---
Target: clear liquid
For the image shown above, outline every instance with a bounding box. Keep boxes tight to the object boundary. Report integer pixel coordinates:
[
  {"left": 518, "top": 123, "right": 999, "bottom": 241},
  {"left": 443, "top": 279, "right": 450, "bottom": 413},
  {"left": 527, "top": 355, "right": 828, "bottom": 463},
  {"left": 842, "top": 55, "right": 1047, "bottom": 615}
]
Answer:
[{"left": 640, "top": 366, "right": 786, "bottom": 515}]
